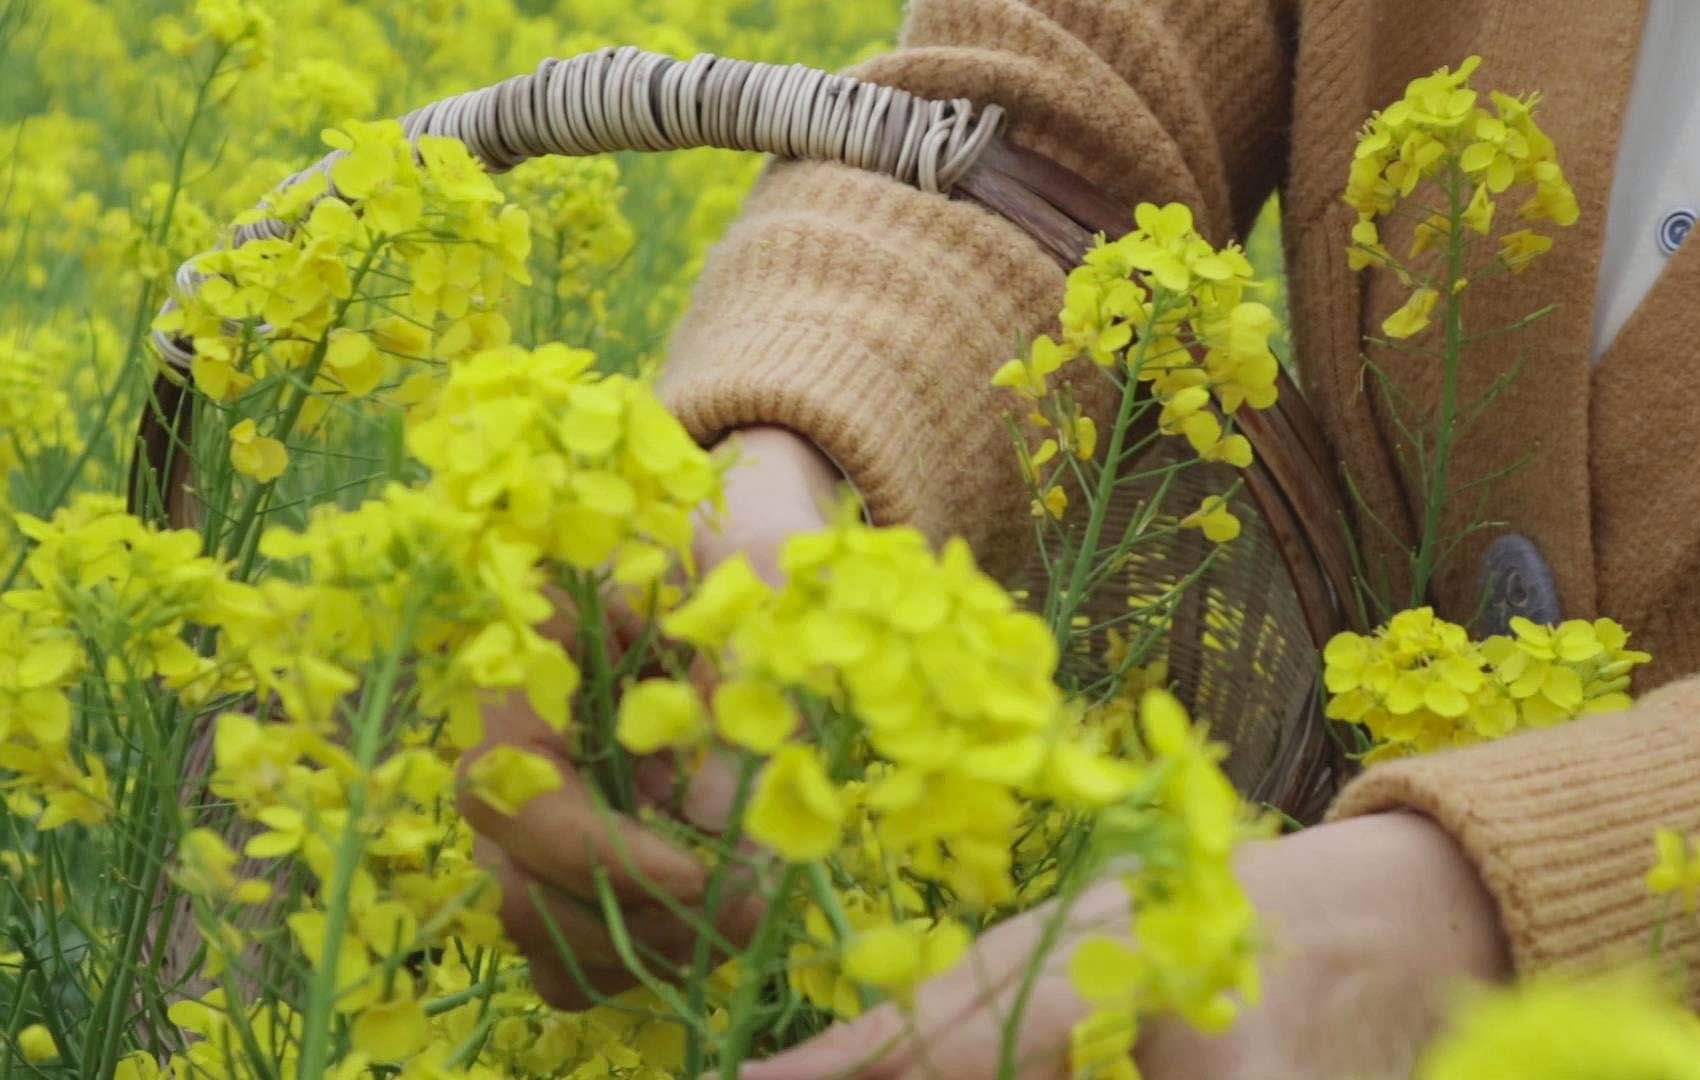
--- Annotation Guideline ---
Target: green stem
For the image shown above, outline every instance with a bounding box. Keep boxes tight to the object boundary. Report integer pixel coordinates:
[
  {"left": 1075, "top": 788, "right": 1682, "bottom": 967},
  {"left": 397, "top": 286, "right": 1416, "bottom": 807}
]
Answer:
[
  {"left": 153, "top": 45, "right": 230, "bottom": 252},
  {"left": 294, "top": 598, "right": 422, "bottom": 1076},
  {"left": 218, "top": 245, "right": 379, "bottom": 575},
  {"left": 423, "top": 973, "right": 513, "bottom": 1019},
  {"left": 1409, "top": 163, "right": 1468, "bottom": 608},
  {"left": 683, "top": 755, "right": 760, "bottom": 1079},
  {"left": 589, "top": 871, "right": 701, "bottom": 1020},
  {"left": 994, "top": 895, "right": 1082, "bottom": 1080},
  {"left": 568, "top": 571, "right": 633, "bottom": 812},
  {"left": 1054, "top": 300, "right": 1173, "bottom": 647},
  {"left": 718, "top": 863, "right": 804, "bottom": 1080},
  {"left": 8, "top": 937, "right": 80, "bottom": 1076},
  {"left": 1, "top": 966, "right": 38, "bottom": 1080},
  {"left": 85, "top": 676, "right": 189, "bottom": 1078}
]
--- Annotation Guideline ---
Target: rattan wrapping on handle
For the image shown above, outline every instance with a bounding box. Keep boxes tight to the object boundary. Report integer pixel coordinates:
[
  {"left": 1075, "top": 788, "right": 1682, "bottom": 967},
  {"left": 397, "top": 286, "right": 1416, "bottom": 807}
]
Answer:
[{"left": 150, "top": 46, "right": 1005, "bottom": 371}]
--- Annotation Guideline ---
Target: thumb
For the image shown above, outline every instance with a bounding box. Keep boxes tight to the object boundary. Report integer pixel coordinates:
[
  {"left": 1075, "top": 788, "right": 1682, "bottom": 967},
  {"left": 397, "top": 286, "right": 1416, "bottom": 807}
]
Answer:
[
  {"left": 740, "top": 1001, "right": 912, "bottom": 1080},
  {"left": 633, "top": 744, "right": 748, "bottom": 836}
]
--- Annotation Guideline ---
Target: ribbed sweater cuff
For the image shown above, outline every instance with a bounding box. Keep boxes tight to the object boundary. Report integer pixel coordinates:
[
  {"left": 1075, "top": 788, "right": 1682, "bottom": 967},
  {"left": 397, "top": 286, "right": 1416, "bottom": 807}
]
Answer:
[
  {"left": 1328, "top": 677, "right": 1700, "bottom": 996},
  {"left": 661, "top": 317, "right": 933, "bottom": 528},
  {"left": 657, "top": 161, "right": 1067, "bottom": 577}
]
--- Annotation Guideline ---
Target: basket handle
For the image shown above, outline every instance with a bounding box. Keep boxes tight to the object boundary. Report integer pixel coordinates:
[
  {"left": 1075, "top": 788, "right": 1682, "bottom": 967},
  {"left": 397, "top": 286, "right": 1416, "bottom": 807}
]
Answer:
[{"left": 146, "top": 45, "right": 1159, "bottom": 371}]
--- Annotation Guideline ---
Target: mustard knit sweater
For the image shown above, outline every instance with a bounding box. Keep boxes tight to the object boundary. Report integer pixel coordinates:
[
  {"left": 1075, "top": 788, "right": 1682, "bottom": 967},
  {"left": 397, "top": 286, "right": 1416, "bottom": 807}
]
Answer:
[{"left": 659, "top": 0, "right": 1700, "bottom": 989}]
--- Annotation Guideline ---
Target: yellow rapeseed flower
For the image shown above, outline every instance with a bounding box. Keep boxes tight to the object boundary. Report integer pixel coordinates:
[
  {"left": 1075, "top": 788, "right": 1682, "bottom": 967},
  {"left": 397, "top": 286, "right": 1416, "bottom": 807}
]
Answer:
[
  {"left": 17, "top": 1023, "right": 59, "bottom": 1063},
  {"left": 322, "top": 328, "right": 385, "bottom": 398},
  {"left": 712, "top": 678, "right": 796, "bottom": 753},
  {"left": 463, "top": 745, "right": 563, "bottom": 817},
  {"left": 843, "top": 918, "right": 970, "bottom": 1006},
  {"left": 1382, "top": 286, "right": 1440, "bottom": 339},
  {"left": 1180, "top": 495, "right": 1240, "bottom": 543},
  {"left": 1326, "top": 609, "right": 1649, "bottom": 760},
  {"left": 1070, "top": 1008, "right": 1139, "bottom": 1080},
  {"left": 616, "top": 678, "right": 708, "bottom": 754},
  {"left": 1032, "top": 484, "right": 1069, "bottom": 520},
  {"left": 991, "top": 334, "right": 1072, "bottom": 399},
  {"left": 746, "top": 745, "right": 847, "bottom": 862},
  {"left": 1345, "top": 56, "right": 1577, "bottom": 303},
  {"left": 1647, "top": 828, "right": 1700, "bottom": 911},
  {"left": 350, "top": 985, "right": 430, "bottom": 1062},
  {"left": 1498, "top": 228, "right": 1554, "bottom": 272},
  {"left": 175, "top": 828, "right": 273, "bottom": 905},
  {"left": 228, "top": 418, "right": 289, "bottom": 481},
  {"left": 661, "top": 553, "right": 773, "bottom": 650}
]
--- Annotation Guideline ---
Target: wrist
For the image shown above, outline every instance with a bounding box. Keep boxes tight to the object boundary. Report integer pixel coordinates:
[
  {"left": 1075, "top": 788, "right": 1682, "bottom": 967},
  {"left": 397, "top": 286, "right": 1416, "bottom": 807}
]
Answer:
[
  {"left": 698, "top": 427, "right": 845, "bottom": 583},
  {"left": 1362, "top": 810, "right": 1511, "bottom": 985},
  {"left": 1239, "top": 812, "right": 1510, "bottom": 986},
  {"left": 719, "top": 425, "right": 847, "bottom": 521}
]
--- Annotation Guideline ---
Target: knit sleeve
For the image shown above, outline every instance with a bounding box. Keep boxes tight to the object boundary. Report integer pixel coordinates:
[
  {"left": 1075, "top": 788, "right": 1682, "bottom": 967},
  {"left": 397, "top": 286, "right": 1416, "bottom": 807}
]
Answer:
[
  {"left": 657, "top": 0, "right": 1297, "bottom": 575},
  {"left": 1329, "top": 674, "right": 1700, "bottom": 997}
]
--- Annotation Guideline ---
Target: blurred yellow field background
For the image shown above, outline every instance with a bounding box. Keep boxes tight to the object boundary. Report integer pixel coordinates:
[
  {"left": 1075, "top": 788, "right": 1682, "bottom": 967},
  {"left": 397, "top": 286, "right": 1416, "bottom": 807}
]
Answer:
[{"left": 0, "top": 0, "right": 898, "bottom": 525}]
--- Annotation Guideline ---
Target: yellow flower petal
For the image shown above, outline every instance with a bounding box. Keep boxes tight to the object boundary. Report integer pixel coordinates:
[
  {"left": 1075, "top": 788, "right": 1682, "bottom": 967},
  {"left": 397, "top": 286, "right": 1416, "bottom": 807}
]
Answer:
[
  {"left": 464, "top": 745, "right": 562, "bottom": 816},
  {"left": 745, "top": 746, "right": 846, "bottom": 862},
  {"left": 616, "top": 678, "right": 707, "bottom": 754},
  {"left": 713, "top": 678, "right": 795, "bottom": 753},
  {"left": 1382, "top": 287, "right": 1440, "bottom": 339},
  {"left": 228, "top": 419, "right": 289, "bottom": 481},
  {"left": 18, "top": 1024, "right": 58, "bottom": 1063},
  {"left": 1069, "top": 935, "right": 1141, "bottom": 1007},
  {"left": 350, "top": 992, "right": 429, "bottom": 1062}
]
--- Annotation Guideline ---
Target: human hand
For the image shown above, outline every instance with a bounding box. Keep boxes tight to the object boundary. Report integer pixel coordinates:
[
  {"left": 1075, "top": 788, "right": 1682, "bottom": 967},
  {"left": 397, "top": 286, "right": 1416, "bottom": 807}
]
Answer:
[
  {"left": 458, "top": 426, "right": 844, "bottom": 1009},
  {"left": 741, "top": 812, "right": 1511, "bottom": 1080}
]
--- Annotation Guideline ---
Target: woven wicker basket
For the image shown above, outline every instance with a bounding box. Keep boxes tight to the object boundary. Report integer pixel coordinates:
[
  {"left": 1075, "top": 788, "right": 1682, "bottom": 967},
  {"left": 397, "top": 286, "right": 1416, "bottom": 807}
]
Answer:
[{"left": 131, "top": 46, "right": 1360, "bottom": 828}]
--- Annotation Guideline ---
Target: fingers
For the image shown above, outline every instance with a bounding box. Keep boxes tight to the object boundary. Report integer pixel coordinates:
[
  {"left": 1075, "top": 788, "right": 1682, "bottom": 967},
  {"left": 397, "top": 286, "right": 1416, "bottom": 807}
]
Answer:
[
  {"left": 479, "top": 838, "right": 653, "bottom": 1009},
  {"left": 460, "top": 750, "right": 710, "bottom": 907},
  {"left": 480, "top": 829, "right": 767, "bottom": 1011},
  {"left": 462, "top": 623, "right": 767, "bottom": 1002},
  {"left": 678, "top": 747, "right": 749, "bottom": 835},
  {"left": 894, "top": 969, "right": 1081, "bottom": 1080},
  {"left": 742, "top": 1002, "right": 915, "bottom": 1080}
]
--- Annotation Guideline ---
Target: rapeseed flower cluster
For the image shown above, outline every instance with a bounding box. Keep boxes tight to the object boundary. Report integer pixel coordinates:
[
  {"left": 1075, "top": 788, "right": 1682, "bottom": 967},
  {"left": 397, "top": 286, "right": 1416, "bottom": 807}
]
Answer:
[
  {"left": 1340, "top": 58, "right": 1590, "bottom": 632},
  {"left": 629, "top": 517, "right": 1265, "bottom": 1072},
  {"left": 660, "top": 517, "right": 1139, "bottom": 895},
  {"left": 1323, "top": 609, "right": 1650, "bottom": 762},
  {"left": 988, "top": 204, "right": 1287, "bottom": 788},
  {"left": 155, "top": 119, "right": 533, "bottom": 437},
  {"left": 995, "top": 202, "right": 1280, "bottom": 534},
  {"left": 2, "top": 287, "right": 1259, "bottom": 1078},
  {"left": 1346, "top": 55, "right": 1579, "bottom": 339},
  {"left": 408, "top": 342, "right": 719, "bottom": 595},
  {"left": 1, "top": 0, "right": 897, "bottom": 568},
  {"left": 0, "top": 338, "right": 727, "bottom": 1076},
  {"left": 0, "top": 495, "right": 255, "bottom": 833}
]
